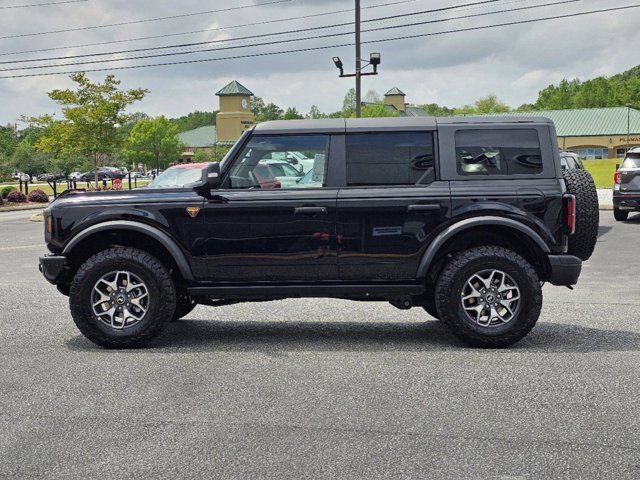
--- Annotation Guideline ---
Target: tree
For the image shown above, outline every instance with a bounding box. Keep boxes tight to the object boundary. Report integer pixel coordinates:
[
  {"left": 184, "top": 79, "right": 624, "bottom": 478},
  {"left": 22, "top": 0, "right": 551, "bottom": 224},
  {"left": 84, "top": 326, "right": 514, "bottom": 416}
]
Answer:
[
  {"left": 358, "top": 103, "right": 399, "bottom": 118},
  {"left": 283, "top": 107, "right": 303, "bottom": 120},
  {"left": 0, "top": 125, "right": 18, "bottom": 158},
  {"left": 251, "top": 96, "right": 283, "bottom": 122},
  {"left": 31, "top": 73, "right": 147, "bottom": 185},
  {"left": 126, "top": 116, "right": 182, "bottom": 172},
  {"left": 421, "top": 103, "right": 456, "bottom": 116},
  {"left": 306, "top": 105, "right": 326, "bottom": 119},
  {"left": 472, "top": 94, "right": 511, "bottom": 114},
  {"left": 11, "top": 141, "right": 49, "bottom": 177},
  {"left": 169, "top": 111, "right": 217, "bottom": 132},
  {"left": 363, "top": 89, "right": 381, "bottom": 103},
  {"left": 342, "top": 88, "right": 356, "bottom": 116}
]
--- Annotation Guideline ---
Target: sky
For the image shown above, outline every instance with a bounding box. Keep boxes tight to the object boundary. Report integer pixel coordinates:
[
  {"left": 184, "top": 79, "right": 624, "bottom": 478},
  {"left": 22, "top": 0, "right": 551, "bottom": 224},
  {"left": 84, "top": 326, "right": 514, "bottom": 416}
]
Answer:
[{"left": 0, "top": 0, "right": 638, "bottom": 124}]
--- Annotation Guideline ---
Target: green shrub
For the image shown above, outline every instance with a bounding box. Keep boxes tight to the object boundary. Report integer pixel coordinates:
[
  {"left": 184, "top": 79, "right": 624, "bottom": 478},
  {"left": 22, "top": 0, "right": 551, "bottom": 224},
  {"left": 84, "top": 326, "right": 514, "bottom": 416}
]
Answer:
[{"left": 1, "top": 186, "right": 17, "bottom": 198}]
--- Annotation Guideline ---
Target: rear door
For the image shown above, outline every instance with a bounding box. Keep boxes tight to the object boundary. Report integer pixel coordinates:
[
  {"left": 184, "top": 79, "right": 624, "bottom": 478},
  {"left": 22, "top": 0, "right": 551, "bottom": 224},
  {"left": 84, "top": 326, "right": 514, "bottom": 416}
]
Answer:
[
  {"left": 619, "top": 154, "right": 640, "bottom": 192},
  {"left": 336, "top": 130, "right": 451, "bottom": 281}
]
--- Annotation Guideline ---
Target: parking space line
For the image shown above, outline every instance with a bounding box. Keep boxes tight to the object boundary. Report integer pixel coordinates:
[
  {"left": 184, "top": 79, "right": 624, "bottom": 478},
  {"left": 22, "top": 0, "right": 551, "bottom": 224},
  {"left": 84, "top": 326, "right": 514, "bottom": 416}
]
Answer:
[{"left": 0, "top": 244, "right": 43, "bottom": 251}]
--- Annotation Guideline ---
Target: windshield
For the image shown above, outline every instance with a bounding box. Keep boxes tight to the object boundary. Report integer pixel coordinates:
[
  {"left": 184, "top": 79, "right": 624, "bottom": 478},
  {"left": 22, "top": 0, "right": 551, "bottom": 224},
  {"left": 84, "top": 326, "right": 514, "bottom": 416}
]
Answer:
[{"left": 148, "top": 166, "right": 203, "bottom": 188}]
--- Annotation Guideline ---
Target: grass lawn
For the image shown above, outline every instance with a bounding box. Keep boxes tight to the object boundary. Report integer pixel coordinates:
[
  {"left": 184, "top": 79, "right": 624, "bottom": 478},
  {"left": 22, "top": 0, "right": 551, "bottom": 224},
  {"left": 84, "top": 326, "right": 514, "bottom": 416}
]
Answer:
[{"left": 583, "top": 159, "right": 619, "bottom": 189}]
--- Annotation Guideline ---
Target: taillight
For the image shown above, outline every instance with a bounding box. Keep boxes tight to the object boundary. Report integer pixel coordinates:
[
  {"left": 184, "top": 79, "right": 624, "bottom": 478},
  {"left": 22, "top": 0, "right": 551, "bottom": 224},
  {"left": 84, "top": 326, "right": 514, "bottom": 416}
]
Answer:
[
  {"left": 274, "top": 180, "right": 282, "bottom": 189},
  {"left": 614, "top": 171, "right": 622, "bottom": 185},
  {"left": 563, "top": 194, "right": 576, "bottom": 235}
]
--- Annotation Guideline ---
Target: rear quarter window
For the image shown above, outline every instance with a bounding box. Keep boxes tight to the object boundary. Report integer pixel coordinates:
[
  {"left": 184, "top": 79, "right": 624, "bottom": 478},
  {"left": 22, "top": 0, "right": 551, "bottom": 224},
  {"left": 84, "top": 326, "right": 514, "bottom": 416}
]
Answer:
[{"left": 455, "top": 129, "right": 543, "bottom": 176}]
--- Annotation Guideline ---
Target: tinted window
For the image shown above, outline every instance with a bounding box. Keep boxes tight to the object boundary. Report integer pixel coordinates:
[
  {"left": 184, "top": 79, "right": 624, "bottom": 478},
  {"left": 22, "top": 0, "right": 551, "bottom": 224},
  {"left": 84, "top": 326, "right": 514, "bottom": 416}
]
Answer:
[
  {"left": 346, "top": 132, "right": 434, "bottom": 186},
  {"left": 455, "top": 129, "right": 542, "bottom": 175},
  {"left": 228, "top": 135, "right": 328, "bottom": 189}
]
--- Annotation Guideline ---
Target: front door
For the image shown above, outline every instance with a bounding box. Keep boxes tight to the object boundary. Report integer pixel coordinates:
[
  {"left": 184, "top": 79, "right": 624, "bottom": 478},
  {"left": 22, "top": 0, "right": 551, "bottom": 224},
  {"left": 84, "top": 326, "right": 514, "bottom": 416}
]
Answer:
[
  {"left": 337, "top": 131, "right": 451, "bottom": 281},
  {"left": 203, "top": 134, "right": 339, "bottom": 282}
]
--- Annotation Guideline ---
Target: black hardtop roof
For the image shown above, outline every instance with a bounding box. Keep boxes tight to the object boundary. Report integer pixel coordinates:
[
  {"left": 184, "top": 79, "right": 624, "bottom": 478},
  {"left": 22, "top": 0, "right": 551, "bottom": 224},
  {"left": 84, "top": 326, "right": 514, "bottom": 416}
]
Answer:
[{"left": 253, "top": 116, "right": 554, "bottom": 135}]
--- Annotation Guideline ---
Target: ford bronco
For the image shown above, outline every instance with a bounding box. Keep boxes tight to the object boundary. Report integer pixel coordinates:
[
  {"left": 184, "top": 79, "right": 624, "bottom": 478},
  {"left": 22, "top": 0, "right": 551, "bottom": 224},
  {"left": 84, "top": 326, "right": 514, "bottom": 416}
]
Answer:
[{"left": 39, "top": 117, "right": 599, "bottom": 348}]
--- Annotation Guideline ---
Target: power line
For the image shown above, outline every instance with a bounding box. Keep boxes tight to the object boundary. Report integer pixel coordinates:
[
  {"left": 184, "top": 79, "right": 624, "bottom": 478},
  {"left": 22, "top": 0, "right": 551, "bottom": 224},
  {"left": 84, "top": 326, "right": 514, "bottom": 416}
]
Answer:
[
  {"left": 0, "top": 0, "right": 506, "bottom": 64},
  {"left": 0, "top": 0, "right": 420, "bottom": 57},
  {"left": 0, "top": 0, "right": 87, "bottom": 8},
  {"left": 0, "top": 0, "right": 578, "bottom": 71},
  {"left": 0, "top": 0, "right": 293, "bottom": 39},
  {"left": 0, "top": 2, "right": 637, "bottom": 79}
]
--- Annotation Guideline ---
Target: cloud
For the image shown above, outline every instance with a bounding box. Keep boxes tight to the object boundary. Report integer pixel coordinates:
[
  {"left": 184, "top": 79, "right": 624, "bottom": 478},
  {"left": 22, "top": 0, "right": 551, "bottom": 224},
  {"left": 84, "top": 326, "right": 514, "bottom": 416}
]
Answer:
[{"left": 0, "top": 0, "right": 639, "bottom": 123}]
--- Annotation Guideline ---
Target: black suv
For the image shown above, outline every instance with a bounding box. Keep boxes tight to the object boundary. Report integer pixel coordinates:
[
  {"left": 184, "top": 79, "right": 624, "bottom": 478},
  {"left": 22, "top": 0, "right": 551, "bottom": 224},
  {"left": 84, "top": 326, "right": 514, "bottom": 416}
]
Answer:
[{"left": 39, "top": 117, "right": 599, "bottom": 349}]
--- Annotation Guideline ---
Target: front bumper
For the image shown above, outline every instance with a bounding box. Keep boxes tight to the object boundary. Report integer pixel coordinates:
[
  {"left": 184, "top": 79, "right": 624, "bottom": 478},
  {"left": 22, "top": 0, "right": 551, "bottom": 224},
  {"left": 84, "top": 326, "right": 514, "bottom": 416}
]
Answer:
[
  {"left": 39, "top": 255, "right": 66, "bottom": 284},
  {"left": 547, "top": 255, "right": 582, "bottom": 286}
]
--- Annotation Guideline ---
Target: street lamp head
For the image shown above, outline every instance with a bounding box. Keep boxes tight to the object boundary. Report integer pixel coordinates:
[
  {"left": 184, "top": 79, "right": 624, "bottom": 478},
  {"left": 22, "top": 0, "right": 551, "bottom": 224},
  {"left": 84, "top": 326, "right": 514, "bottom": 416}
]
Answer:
[
  {"left": 369, "top": 52, "right": 381, "bottom": 66},
  {"left": 332, "top": 57, "right": 343, "bottom": 69}
]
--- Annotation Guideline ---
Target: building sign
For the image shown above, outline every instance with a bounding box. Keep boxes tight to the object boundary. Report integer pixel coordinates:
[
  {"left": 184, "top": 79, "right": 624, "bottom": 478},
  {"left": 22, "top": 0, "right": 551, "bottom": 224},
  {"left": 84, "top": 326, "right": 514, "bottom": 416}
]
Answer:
[{"left": 619, "top": 137, "right": 640, "bottom": 143}]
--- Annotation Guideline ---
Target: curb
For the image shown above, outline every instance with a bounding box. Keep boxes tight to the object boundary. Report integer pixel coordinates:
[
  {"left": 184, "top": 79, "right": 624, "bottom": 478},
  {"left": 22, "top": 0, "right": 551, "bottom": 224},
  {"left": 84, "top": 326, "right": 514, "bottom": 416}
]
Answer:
[{"left": 0, "top": 205, "right": 47, "bottom": 213}]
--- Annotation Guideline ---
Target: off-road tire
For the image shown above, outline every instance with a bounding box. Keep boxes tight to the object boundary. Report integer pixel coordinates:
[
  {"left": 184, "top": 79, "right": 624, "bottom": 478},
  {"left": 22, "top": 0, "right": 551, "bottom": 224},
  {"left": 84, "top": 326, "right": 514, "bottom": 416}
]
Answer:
[
  {"left": 563, "top": 169, "right": 599, "bottom": 261},
  {"left": 614, "top": 208, "right": 629, "bottom": 222},
  {"left": 172, "top": 293, "right": 197, "bottom": 321},
  {"left": 435, "top": 246, "right": 542, "bottom": 348},
  {"left": 69, "top": 247, "right": 176, "bottom": 348}
]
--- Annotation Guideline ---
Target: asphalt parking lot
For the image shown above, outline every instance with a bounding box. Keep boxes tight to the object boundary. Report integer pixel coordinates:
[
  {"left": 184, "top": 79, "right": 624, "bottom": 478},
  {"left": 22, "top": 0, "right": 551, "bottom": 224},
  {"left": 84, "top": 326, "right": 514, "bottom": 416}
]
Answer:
[{"left": 0, "top": 210, "right": 638, "bottom": 479}]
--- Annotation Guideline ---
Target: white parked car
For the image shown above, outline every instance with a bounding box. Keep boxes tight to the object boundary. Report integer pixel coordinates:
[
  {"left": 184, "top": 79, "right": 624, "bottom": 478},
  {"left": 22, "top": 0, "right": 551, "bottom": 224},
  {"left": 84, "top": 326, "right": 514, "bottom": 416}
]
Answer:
[{"left": 68, "top": 172, "right": 83, "bottom": 181}]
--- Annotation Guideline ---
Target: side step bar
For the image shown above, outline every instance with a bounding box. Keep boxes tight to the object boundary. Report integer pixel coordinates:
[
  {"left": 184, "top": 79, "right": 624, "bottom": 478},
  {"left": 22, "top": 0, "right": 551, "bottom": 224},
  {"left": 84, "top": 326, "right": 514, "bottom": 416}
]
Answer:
[{"left": 188, "top": 283, "right": 426, "bottom": 298}]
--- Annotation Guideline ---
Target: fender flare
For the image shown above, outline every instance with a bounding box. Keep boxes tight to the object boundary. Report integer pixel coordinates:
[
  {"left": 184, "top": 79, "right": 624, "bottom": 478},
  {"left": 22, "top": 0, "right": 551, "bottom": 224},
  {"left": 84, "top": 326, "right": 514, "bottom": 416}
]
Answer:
[
  {"left": 62, "top": 220, "right": 194, "bottom": 281},
  {"left": 416, "top": 216, "right": 550, "bottom": 279}
]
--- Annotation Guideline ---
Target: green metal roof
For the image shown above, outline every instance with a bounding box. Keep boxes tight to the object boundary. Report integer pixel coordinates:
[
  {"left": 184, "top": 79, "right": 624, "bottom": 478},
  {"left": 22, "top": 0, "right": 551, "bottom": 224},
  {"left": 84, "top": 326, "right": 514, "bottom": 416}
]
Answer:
[
  {"left": 384, "top": 87, "right": 405, "bottom": 96},
  {"left": 178, "top": 126, "right": 216, "bottom": 148},
  {"left": 482, "top": 107, "right": 640, "bottom": 137},
  {"left": 215, "top": 80, "right": 253, "bottom": 97}
]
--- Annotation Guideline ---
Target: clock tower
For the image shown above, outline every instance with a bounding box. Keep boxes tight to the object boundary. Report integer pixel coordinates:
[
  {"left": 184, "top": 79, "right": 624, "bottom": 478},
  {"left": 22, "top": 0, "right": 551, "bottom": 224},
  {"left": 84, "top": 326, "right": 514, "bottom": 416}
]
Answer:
[{"left": 215, "top": 80, "right": 255, "bottom": 143}]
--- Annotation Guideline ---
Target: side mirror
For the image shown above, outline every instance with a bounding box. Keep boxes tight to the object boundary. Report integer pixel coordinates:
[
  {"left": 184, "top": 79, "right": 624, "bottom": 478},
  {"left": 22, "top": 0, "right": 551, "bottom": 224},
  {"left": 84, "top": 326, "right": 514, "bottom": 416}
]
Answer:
[{"left": 191, "top": 162, "right": 222, "bottom": 196}]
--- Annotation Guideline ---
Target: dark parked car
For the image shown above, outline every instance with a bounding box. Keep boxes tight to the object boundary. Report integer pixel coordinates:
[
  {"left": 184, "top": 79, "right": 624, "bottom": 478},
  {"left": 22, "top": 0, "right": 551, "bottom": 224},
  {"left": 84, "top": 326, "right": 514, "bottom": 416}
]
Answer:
[
  {"left": 80, "top": 167, "right": 126, "bottom": 182},
  {"left": 40, "top": 117, "right": 599, "bottom": 349},
  {"left": 613, "top": 146, "right": 640, "bottom": 221},
  {"left": 560, "top": 151, "right": 585, "bottom": 171}
]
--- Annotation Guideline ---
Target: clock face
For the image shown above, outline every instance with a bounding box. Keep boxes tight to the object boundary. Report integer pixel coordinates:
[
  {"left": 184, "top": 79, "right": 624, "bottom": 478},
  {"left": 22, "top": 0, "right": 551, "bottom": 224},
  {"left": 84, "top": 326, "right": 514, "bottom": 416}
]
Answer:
[{"left": 241, "top": 98, "right": 248, "bottom": 110}]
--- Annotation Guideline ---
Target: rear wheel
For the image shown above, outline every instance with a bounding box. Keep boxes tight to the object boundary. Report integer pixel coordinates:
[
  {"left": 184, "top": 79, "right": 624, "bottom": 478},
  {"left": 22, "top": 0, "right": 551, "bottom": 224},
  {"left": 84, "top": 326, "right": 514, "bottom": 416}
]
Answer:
[
  {"left": 435, "top": 246, "right": 542, "bottom": 348},
  {"left": 69, "top": 247, "right": 176, "bottom": 348},
  {"left": 614, "top": 208, "right": 629, "bottom": 221}
]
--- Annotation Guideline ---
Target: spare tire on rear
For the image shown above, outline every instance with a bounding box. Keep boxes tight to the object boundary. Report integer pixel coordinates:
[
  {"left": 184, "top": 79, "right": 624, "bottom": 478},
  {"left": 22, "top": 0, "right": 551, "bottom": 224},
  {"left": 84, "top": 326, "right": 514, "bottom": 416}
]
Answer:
[{"left": 563, "top": 169, "right": 599, "bottom": 261}]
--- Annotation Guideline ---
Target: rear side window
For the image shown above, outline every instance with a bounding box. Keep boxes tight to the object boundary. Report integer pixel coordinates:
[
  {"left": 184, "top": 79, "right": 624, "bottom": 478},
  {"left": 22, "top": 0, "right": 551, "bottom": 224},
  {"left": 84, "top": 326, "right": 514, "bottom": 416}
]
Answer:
[
  {"left": 455, "top": 129, "right": 542, "bottom": 176},
  {"left": 346, "top": 132, "right": 434, "bottom": 186}
]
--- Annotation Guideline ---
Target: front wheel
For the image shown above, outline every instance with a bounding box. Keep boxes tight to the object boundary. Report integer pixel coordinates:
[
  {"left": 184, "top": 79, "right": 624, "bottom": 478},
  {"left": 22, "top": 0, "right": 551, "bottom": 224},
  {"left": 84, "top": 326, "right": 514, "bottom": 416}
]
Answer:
[
  {"left": 435, "top": 246, "right": 542, "bottom": 348},
  {"left": 614, "top": 208, "right": 629, "bottom": 221},
  {"left": 69, "top": 247, "right": 177, "bottom": 348}
]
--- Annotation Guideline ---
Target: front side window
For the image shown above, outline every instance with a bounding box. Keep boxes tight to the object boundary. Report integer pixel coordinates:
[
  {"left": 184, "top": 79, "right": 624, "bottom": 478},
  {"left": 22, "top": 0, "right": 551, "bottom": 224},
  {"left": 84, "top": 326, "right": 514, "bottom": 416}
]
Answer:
[
  {"left": 455, "top": 129, "right": 542, "bottom": 175},
  {"left": 228, "top": 135, "right": 328, "bottom": 189},
  {"left": 346, "top": 132, "right": 434, "bottom": 186}
]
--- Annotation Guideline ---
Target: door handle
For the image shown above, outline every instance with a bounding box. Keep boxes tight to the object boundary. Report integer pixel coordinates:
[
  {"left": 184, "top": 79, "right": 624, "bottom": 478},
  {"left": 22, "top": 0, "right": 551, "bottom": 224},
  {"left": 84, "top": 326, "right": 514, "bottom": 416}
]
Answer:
[
  {"left": 295, "top": 206, "right": 328, "bottom": 215},
  {"left": 407, "top": 204, "right": 440, "bottom": 213}
]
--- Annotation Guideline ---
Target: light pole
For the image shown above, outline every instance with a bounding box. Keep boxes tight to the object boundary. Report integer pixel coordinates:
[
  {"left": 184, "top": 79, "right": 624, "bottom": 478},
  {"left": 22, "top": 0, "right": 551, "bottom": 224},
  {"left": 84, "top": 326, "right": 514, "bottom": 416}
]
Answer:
[
  {"left": 332, "top": 1, "right": 380, "bottom": 117},
  {"left": 627, "top": 104, "right": 632, "bottom": 153}
]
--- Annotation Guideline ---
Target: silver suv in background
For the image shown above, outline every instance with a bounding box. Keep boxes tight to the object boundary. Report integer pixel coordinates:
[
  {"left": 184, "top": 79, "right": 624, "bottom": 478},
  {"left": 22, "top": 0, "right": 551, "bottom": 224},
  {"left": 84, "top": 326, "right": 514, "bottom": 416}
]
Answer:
[
  {"left": 560, "top": 151, "right": 585, "bottom": 171},
  {"left": 613, "top": 146, "right": 640, "bottom": 221}
]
